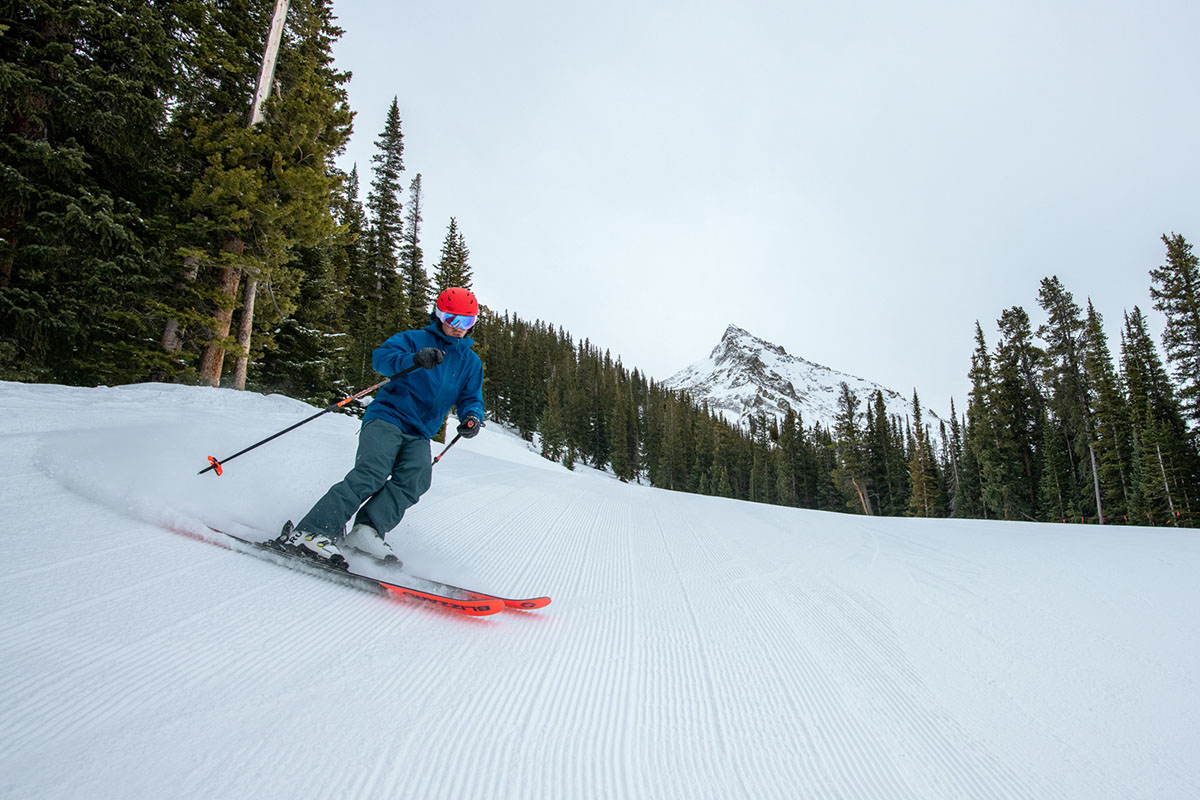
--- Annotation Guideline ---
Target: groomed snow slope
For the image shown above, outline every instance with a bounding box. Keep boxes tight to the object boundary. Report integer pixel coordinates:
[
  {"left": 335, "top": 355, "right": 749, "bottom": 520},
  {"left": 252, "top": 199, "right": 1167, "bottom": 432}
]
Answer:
[{"left": 1, "top": 381, "right": 1198, "bottom": 800}]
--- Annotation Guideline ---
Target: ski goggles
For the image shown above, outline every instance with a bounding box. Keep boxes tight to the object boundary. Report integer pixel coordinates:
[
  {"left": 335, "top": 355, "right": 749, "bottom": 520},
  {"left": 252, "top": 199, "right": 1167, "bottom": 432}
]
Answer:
[{"left": 435, "top": 308, "right": 477, "bottom": 331}]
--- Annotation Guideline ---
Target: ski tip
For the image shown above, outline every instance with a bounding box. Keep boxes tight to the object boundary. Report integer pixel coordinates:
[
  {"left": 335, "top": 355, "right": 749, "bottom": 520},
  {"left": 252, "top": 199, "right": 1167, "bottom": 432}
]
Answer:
[{"left": 505, "top": 597, "right": 552, "bottom": 610}]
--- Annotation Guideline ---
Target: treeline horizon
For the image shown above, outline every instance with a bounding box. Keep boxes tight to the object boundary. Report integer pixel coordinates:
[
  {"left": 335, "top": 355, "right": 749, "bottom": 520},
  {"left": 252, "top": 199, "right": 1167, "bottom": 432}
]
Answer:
[
  {"left": 475, "top": 239, "right": 1200, "bottom": 530},
  {"left": 3, "top": 1, "right": 1197, "bottom": 526}
]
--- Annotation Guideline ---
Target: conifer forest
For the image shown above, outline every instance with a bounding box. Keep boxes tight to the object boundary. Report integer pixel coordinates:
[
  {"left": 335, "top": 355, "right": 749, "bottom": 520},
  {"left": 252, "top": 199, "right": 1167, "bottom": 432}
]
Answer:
[{"left": 3, "top": 0, "right": 1198, "bottom": 525}]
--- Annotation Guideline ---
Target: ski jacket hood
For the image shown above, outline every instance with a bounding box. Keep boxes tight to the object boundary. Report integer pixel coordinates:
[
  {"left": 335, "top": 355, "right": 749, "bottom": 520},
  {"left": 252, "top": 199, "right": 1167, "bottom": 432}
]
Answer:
[{"left": 362, "top": 319, "right": 485, "bottom": 439}]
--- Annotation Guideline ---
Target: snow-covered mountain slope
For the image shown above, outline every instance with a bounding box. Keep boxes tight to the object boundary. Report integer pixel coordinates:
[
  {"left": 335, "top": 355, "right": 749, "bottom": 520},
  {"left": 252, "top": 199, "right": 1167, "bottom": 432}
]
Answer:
[
  {"left": 665, "top": 324, "right": 939, "bottom": 431},
  {"left": 2, "top": 381, "right": 1198, "bottom": 800}
]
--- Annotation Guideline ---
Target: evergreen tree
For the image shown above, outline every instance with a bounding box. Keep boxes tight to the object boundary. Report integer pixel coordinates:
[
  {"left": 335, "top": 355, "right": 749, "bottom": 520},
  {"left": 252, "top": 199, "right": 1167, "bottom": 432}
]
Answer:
[
  {"left": 363, "top": 97, "right": 407, "bottom": 333},
  {"left": 510, "top": 322, "right": 539, "bottom": 438},
  {"left": 165, "top": 0, "right": 351, "bottom": 388},
  {"left": 591, "top": 349, "right": 617, "bottom": 470},
  {"left": 1082, "top": 301, "right": 1132, "bottom": 520},
  {"left": 236, "top": 0, "right": 354, "bottom": 393},
  {"left": 832, "top": 382, "right": 872, "bottom": 514},
  {"left": 907, "top": 391, "right": 944, "bottom": 517},
  {"left": 863, "top": 391, "right": 906, "bottom": 515},
  {"left": 628, "top": 369, "right": 647, "bottom": 483},
  {"left": 773, "top": 408, "right": 801, "bottom": 506},
  {"left": 0, "top": 0, "right": 176, "bottom": 382},
  {"left": 334, "top": 165, "right": 374, "bottom": 388},
  {"left": 1150, "top": 233, "right": 1200, "bottom": 431},
  {"left": 710, "top": 422, "right": 736, "bottom": 498},
  {"left": 566, "top": 342, "right": 597, "bottom": 467},
  {"left": 1037, "top": 276, "right": 1096, "bottom": 517},
  {"left": 432, "top": 216, "right": 473, "bottom": 290},
  {"left": 648, "top": 388, "right": 676, "bottom": 484},
  {"left": 955, "top": 405, "right": 987, "bottom": 518},
  {"left": 988, "top": 306, "right": 1044, "bottom": 519},
  {"left": 966, "top": 322, "right": 1004, "bottom": 518},
  {"left": 1038, "top": 410, "right": 1075, "bottom": 521},
  {"left": 748, "top": 413, "right": 774, "bottom": 503},
  {"left": 809, "top": 425, "right": 841, "bottom": 511},
  {"left": 538, "top": 379, "right": 566, "bottom": 462},
  {"left": 401, "top": 173, "right": 430, "bottom": 323},
  {"left": 168, "top": 0, "right": 285, "bottom": 386},
  {"left": 1121, "top": 307, "right": 1196, "bottom": 524},
  {"left": 609, "top": 372, "right": 634, "bottom": 482},
  {"left": 250, "top": 243, "right": 346, "bottom": 404},
  {"left": 944, "top": 400, "right": 965, "bottom": 516}
]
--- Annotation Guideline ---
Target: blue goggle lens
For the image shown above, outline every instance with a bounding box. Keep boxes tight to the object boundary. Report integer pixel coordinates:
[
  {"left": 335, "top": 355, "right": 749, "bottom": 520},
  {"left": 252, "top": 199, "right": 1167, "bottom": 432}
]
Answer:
[{"left": 436, "top": 309, "right": 477, "bottom": 330}]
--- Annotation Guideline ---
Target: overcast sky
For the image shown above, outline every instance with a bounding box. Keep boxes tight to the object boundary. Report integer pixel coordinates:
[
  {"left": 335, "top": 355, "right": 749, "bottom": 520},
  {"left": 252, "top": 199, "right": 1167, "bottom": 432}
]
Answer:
[{"left": 328, "top": 0, "right": 1199, "bottom": 414}]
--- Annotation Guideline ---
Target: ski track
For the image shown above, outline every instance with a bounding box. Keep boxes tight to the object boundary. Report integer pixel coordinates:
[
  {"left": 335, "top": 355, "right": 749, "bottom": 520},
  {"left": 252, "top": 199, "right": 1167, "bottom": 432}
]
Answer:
[
  {"left": 864, "top": 521, "right": 1199, "bottom": 798},
  {"left": 3, "top": 385, "right": 1199, "bottom": 799}
]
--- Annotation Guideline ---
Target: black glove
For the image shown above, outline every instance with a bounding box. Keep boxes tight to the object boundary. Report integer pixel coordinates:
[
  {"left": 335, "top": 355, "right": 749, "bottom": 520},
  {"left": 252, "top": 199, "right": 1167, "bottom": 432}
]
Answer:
[
  {"left": 457, "top": 415, "right": 482, "bottom": 438},
  {"left": 413, "top": 347, "right": 444, "bottom": 369}
]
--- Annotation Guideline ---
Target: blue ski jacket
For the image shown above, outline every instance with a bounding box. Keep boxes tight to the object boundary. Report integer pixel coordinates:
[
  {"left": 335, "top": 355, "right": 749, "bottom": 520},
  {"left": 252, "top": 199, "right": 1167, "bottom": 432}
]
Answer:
[{"left": 363, "top": 319, "right": 485, "bottom": 439}]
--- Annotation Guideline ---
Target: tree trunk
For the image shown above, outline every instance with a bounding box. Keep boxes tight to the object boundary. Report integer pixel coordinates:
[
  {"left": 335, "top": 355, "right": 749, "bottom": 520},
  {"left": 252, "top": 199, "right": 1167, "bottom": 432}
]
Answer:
[
  {"left": 1156, "top": 443, "right": 1177, "bottom": 523},
  {"left": 232, "top": 276, "right": 258, "bottom": 390},
  {"left": 250, "top": 0, "right": 291, "bottom": 125},
  {"left": 198, "top": 238, "right": 245, "bottom": 387},
  {"left": 851, "top": 477, "right": 873, "bottom": 516},
  {"left": 1088, "top": 444, "right": 1104, "bottom": 524}
]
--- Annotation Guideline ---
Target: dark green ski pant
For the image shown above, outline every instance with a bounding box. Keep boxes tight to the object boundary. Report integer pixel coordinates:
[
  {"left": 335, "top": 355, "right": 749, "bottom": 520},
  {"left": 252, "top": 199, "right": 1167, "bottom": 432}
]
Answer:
[{"left": 296, "top": 418, "right": 432, "bottom": 539}]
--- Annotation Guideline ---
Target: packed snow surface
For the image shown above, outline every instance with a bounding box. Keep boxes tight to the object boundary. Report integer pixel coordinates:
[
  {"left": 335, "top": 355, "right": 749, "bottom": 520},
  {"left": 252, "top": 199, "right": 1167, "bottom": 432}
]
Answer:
[{"left": 2, "top": 380, "right": 1198, "bottom": 799}]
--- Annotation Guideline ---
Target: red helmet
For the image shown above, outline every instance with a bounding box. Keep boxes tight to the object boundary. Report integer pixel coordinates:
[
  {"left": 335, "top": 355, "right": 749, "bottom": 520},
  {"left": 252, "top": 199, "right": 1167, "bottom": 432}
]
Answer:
[{"left": 436, "top": 287, "right": 478, "bottom": 316}]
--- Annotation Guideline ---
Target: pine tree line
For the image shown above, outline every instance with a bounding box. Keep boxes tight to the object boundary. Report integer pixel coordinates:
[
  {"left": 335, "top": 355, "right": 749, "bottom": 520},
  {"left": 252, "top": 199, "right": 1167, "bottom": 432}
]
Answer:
[
  {"left": 3, "top": 2, "right": 1197, "bottom": 524},
  {"left": 955, "top": 261, "right": 1200, "bottom": 526},
  {"left": 0, "top": 0, "right": 470, "bottom": 406},
  {"left": 466, "top": 242, "right": 1200, "bottom": 527},
  {"left": 471, "top": 311, "right": 921, "bottom": 515}
]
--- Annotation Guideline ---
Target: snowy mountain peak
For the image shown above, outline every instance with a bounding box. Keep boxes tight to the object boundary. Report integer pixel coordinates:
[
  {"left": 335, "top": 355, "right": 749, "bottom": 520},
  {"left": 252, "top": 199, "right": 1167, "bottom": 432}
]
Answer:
[
  {"left": 667, "top": 324, "right": 938, "bottom": 431},
  {"left": 712, "top": 324, "right": 811, "bottom": 370}
]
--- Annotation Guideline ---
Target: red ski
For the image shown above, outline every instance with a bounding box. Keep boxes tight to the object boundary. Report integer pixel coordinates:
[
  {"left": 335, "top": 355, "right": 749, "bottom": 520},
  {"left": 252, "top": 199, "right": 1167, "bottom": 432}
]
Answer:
[
  {"left": 316, "top": 538, "right": 552, "bottom": 611},
  {"left": 404, "top": 573, "right": 551, "bottom": 611},
  {"left": 176, "top": 526, "right": 505, "bottom": 617}
]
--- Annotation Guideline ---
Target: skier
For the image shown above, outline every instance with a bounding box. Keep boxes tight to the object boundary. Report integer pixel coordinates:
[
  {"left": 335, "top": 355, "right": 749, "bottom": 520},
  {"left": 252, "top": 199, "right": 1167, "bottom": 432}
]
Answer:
[{"left": 277, "top": 287, "right": 485, "bottom": 566}]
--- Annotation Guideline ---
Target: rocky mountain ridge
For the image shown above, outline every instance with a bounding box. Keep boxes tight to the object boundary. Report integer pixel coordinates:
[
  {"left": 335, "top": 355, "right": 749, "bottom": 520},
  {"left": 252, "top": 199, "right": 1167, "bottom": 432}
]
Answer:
[{"left": 665, "top": 325, "right": 940, "bottom": 431}]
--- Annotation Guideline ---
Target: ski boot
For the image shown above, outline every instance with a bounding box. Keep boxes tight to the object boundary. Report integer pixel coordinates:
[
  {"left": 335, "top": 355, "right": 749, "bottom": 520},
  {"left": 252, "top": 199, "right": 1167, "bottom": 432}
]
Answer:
[
  {"left": 342, "top": 522, "right": 401, "bottom": 567},
  {"left": 275, "top": 520, "right": 347, "bottom": 569}
]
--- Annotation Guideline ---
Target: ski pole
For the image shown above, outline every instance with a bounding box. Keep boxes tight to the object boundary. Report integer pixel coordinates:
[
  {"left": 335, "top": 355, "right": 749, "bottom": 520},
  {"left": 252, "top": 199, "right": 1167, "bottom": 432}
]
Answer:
[
  {"left": 432, "top": 418, "right": 480, "bottom": 466},
  {"left": 199, "top": 364, "right": 422, "bottom": 476},
  {"left": 432, "top": 434, "right": 461, "bottom": 466}
]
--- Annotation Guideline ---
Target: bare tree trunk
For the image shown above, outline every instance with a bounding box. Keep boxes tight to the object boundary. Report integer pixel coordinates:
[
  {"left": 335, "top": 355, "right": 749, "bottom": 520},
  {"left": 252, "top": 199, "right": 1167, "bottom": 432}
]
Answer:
[
  {"left": 220, "top": 0, "right": 288, "bottom": 390},
  {"left": 1157, "top": 443, "right": 1177, "bottom": 523},
  {"left": 198, "top": 238, "right": 245, "bottom": 387},
  {"left": 851, "top": 478, "right": 873, "bottom": 516},
  {"left": 232, "top": 276, "right": 258, "bottom": 390},
  {"left": 250, "top": 0, "right": 291, "bottom": 125},
  {"left": 1089, "top": 444, "right": 1104, "bottom": 524}
]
